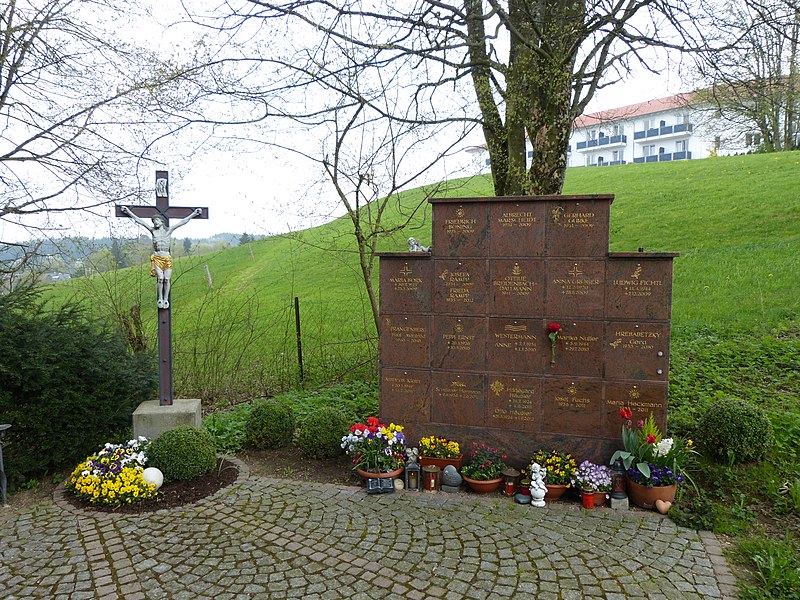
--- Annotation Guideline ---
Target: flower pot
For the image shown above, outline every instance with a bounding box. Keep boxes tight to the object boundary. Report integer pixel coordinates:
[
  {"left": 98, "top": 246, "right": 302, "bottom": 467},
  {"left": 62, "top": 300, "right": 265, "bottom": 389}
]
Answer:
[
  {"left": 593, "top": 492, "right": 608, "bottom": 507},
  {"left": 356, "top": 467, "right": 404, "bottom": 481},
  {"left": 544, "top": 484, "right": 568, "bottom": 500},
  {"left": 462, "top": 476, "right": 503, "bottom": 494},
  {"left": 581, "top": 490, "right": 595, "bottom": 509},
  {"left": 419, "top": 455, "right": 463, "bottom": 471},
  {"left": 626, "top": 477, "right": 677, "bottom": 510},
  {"left": 519, "top": 480, "right": 531, "bottom": 496}
]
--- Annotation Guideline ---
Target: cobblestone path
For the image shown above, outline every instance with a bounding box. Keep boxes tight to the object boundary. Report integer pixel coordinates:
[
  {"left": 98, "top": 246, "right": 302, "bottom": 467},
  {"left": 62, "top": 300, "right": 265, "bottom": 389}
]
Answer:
[{"left": 0, "top": 460, "right": 736, "bottom": 599}]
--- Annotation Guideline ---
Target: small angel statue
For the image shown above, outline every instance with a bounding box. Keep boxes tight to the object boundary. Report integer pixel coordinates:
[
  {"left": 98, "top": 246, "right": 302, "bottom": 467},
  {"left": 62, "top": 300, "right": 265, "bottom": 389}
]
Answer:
[{"left": 529, "top": 463, "right": 547, "bottom": 508}]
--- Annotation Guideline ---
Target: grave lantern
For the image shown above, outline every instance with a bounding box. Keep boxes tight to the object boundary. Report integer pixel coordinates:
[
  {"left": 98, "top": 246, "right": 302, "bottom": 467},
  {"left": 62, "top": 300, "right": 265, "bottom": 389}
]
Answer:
[
  {"left": 502, "top": 467, "right": 520, "bottom": 496},
  {"left": 422, "top": 465, "right": 441, "bottom": 491},
  {"left": 611, "top": 458, "right": 627, "bottom": 500},
  {"left": 405, "top": 461, "right": 421, "bottom": 491},
  {"left": 0, "top": 423, "right": 10, "bottom": 506}
]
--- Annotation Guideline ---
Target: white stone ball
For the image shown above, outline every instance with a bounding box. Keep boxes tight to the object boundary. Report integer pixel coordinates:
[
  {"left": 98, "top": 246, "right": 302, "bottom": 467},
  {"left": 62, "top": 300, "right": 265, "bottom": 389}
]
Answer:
[{"left": 142, "top": 467, "right": 164, "bottom": 490}]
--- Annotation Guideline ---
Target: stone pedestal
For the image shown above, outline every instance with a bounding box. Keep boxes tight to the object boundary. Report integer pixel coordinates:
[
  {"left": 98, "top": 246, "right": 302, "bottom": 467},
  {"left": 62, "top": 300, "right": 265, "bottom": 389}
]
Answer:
[
  {"left": 610, "top": 496, "right": 630, "bottom": 510},
  {"left": 133, "top": 399, "right": 202, "bottom": 441}
]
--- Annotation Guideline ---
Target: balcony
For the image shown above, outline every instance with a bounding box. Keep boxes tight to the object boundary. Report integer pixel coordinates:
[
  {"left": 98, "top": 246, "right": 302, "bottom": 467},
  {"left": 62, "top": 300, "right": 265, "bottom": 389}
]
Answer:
[
  {"left": 633, "top": 123, "right": 694, "bottom": 141},
  {"left": 589, "top": 160, "right": 627, "bottom": 166},
  {"left": 576, "top": 134, "right": 627, "bottom": 151},
  {"left": 633, "top": 151, "right": 692, "bottom": 164}
]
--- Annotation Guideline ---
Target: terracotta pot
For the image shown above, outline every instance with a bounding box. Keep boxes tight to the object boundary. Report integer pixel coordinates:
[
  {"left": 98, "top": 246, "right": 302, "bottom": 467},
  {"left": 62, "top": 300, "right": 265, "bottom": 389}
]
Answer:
[
  {"left": 462, "top": 476, "right": 503, "bottom": 494},
  {"left": 581, "top": 490, "right": 595, "bottom": 509},
  {"left": 626, "top": 476, "right": 677, "bottom": 510},
  {"left": 419, "top": 455, "right": 463, "bottom": 471},
  {"left": 356, "top": 467, "right": 404, "bottom": 481},
  {"left": 594, "top": 492, "right": 608, "bottom": 507},
  {"left": 544, "top": 484, "right": 568, "bottom": 500}
]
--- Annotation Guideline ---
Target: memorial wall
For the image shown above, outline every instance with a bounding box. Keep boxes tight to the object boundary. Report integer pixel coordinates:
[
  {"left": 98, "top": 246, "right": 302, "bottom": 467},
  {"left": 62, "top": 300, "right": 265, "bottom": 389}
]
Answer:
[{"left": 378, "top": 195, "right": 677, "bottom": 465}]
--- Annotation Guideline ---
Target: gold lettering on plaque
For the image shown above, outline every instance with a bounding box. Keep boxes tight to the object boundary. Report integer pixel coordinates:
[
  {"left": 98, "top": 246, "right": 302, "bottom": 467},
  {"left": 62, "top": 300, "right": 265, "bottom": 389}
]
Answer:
[
  {"left": 612, "top": 328, "right": 660, "bottom": 351},
  {"left": 440, "top": 267, "right": 476, "bottom": 304},
  {"left": 384, "top": 375, "right": 422, "bottom": 393},
  {"left": 497, "top": 211, "right": 538, "bottom": 228},
  {"left": 490, "top": 380, "right": 505, "bottom": 395},
  {"left": 493, "top": 263, "right": 533, "bottom": 297},
  {"left": 491, "top": 382, "right": 536, "bottom": 422},
  {"left": 551, "top": 206, "right": 564, "bottom": 223},
  {"left": 560, "top": 334, "right": 599, "bottom": 352},
  {"left": 389, "top": 263, "right": 423, "bottom": 292},
  {"left": 493, "top": 323, "right": 538, "bottom": 353},
  {"left": 553, "top": 264, "right": 601, "bottom": 297},
  {"left": 442, "top": 321, "right": 474, "bottom": 351}
]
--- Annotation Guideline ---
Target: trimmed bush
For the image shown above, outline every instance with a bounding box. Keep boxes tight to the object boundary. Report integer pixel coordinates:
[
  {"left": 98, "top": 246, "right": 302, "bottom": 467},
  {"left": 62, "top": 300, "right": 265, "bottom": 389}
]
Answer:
[
  {"left": 244, "top": 400, "right": 295, "bottom": 449},
  {"left": 0, "top": 287, "right": 157, "bottom": 489},
  {"left": 148, "top": 426, "right": 217, "bottom": 481},
  {"left": 697, "top": 398, "right": 775, "bottom": 464},
  {"left": 295, "top": 406, "right": 349, "bottom": 459}
]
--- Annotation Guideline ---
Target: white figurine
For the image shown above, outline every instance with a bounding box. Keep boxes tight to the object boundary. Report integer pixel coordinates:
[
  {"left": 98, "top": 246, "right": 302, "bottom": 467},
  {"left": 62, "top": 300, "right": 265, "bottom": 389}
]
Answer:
[
  {"left": 529, "top": 463, "right": 547, "bottom": 508},
  {"left": 407, "top": 237, "right": 430, "bottom": 253}
]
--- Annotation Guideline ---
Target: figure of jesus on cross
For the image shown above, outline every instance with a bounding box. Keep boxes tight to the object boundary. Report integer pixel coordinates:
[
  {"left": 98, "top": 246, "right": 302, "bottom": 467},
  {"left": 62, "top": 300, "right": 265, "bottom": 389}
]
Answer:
[
  {"left": 120, "top": 206, "right": 202, "bottom": 308},
  {"left": 116, "top": 171, "right": 208, "bottom": 310}
]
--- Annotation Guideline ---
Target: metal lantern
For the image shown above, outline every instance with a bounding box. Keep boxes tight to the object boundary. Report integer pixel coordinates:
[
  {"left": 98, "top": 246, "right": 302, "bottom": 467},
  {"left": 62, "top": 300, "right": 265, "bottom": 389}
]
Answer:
[
  {"left": 502, "top": 467, "right": 520, "bottom": 496},
  {"left": 611, "top": 457, "right": 627, "bottom": 500},
  {"left": 0, "top": 423, "right": 10, "bottom": 506},
  {"left": 405, "top": 461, "right": 421, "bottom": 491}
]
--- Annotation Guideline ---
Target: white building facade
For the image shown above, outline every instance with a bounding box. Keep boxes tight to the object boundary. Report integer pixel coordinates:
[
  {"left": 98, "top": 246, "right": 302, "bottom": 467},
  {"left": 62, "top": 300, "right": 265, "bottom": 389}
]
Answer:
[
  {"left": 463, "top": 93, "right": 754, "bottom": 173},
  {"left": 567, "top": 94, "right": 752, "bottom": 168}
]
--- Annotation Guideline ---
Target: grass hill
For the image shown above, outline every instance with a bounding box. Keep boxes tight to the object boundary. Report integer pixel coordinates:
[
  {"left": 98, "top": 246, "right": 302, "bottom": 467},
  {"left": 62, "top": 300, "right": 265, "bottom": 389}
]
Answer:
[{"left": 48, "top": 151, "right": 800, "bottom": 400}]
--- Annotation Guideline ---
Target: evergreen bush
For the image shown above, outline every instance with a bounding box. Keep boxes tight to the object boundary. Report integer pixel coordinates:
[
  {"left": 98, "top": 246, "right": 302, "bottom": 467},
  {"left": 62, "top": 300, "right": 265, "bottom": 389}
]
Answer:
[
  {"left": 147, "top": 426, "right": 217, "bottom": 481},
  {"left": 295, "top": 406, "right": 349, "bottom": 459},
  {"left": 244, "top": 399, "right": 295, "bottom": 449},
  {"left": 697, "top": 397, "right": 775, "bottom": 464},
  {"left": 0, "top": 287, "right": 157, "bottom": 489}
]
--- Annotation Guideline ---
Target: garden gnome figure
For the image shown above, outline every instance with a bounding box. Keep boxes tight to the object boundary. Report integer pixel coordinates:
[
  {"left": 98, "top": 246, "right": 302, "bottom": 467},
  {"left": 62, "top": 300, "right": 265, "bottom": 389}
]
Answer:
[
  {"left": 529, "top": 463, "right": 547, "bottom": 508},
  {"left": 120, "top": 206, "right": 202, "bottom": 308}
]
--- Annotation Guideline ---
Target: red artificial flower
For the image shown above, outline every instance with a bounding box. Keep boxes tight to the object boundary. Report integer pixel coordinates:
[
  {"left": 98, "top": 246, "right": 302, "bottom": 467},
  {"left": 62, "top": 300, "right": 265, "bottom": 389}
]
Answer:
[
  {"left": 619, "top": 408, "right": 633, "bottom": 421},
  {"left": 548, "top": 322, "right": 561, "bottom": 333},
  {"left": 646, "top": 433, "right": 657, "bottom": 444}
]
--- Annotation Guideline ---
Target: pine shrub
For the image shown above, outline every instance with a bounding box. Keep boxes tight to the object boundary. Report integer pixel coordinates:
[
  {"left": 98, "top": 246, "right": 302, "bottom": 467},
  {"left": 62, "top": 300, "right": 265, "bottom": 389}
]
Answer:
[
  {"left": 295, "top": 406, "right": 349, "bottom": 459},
  {"left": 0, "top": 287, "right": 157, "bottom": 489},
  {"left": 147, "top": 426, "right": 217, "bottom": 481},
  {"left": 697, "top": 397, "right": 775, "bottom": 464},
  {"left": 244, "top": 399, "right": 295, "bottom": 449}
]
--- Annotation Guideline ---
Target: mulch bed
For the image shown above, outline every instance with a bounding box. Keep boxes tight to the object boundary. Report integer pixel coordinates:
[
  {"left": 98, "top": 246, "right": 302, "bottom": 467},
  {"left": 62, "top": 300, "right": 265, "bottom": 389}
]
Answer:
[{"left": 63, "top": 458, "right": 240, "bottom": 514}]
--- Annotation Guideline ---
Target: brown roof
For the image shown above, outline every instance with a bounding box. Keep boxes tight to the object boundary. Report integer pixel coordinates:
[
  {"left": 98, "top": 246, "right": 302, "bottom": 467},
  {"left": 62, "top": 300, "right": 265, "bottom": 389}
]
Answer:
[{"left": 574, "top": 93, "right": 696, "bottom": 129}]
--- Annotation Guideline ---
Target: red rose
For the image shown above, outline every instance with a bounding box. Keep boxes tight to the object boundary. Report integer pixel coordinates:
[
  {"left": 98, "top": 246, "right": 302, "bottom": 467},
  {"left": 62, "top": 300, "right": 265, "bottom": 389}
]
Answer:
[
  {"left": 548, "top": 322, "right": 561, "bottom": 333},
  {"left": 619, "top": 408, "right": 633, "bottom": 421},
  {"left": 646, "top": 433, "right": 657, "bottom": 444}
]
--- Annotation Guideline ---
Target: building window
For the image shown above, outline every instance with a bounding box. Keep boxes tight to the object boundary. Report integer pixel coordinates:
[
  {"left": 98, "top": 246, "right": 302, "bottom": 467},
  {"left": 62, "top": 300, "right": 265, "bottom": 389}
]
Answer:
[
  {"left": 598, "top": 156, "right": 605, "bottom": 165},
  {"left": 612, "top": 150, "right": 620, "bottom": 162},
  {"left": 676, "top": 140, "right": 687, "bottom": 152},
  {"left": 714, "top": 136, "right": 721, "bottom": 149},
  {"left": 527, "top": 150, "right": 534, "bottom": 158},
  {"left": 643, "top": 144, "right": 656, "bottom": 157},
  {"left": 642, "top": 119, "right": 653, "bottom": 130},
  {"left": 485, "top": 158, "right": 491, "bottom": 167},
  {"left": 612, "top": 124, "right": 622, "bottom": 137},
  {"left": 745, "top": 133, "right": 753, "bottom": 146},
  {"left": 590, "top": 129, "right": 597, "bottom": 140}
]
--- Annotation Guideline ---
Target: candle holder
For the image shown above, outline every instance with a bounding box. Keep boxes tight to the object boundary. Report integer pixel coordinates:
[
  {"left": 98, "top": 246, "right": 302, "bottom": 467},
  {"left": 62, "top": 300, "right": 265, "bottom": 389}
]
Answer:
[
  {"left": 422, "top": 464, "right": 441, "bottom": 491},
  {"left": 405, "top": 461, "right": 421, "bottom": 491},
  {"left": 502, "top": 467, "right": 520, "bottom": 496},
  {"left": 611, "top": 457, "right": 627, "bottom": 500}
]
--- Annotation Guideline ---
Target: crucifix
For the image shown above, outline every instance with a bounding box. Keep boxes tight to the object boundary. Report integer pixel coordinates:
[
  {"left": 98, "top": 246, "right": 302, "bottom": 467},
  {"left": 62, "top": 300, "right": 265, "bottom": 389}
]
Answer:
[{"left": 116, "top": 170, "right": 208, "bottom": 405}]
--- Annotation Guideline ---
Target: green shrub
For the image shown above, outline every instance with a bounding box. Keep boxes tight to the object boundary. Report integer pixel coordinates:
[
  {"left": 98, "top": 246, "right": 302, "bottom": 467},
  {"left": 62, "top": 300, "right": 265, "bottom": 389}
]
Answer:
[
  {"left": 0, "top": 287, "right": 157, "bottom": 490},
  {"left": 147, "top": 426, "right": 217, "bottom": 481},
  {"left": 295, "top": 406, "right": 349, "bottom": 459},
  {"left": 244, "top": 400, "right": 295, "bottom": 449},
  {"left": 203, "top": 403, "right": 253, "bottom": 454},
  {"left": 697, "top": 398, "right": 775, "bottom": 464}
]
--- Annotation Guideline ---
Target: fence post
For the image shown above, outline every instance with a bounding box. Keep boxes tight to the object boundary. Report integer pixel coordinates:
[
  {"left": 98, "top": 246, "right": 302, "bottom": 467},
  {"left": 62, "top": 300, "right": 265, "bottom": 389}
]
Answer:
[{"left": 294, "top": 296, "right": 304, "bottom": 381}]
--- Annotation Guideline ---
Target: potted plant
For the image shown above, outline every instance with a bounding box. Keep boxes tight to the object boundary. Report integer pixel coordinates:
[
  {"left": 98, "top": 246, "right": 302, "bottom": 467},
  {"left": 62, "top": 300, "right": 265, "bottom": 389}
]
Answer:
[
  {"left": 341, "top": 416, "right": 407, "bottom": 479},
  {"left": 460, "top": 442, "right": 507, "bottom": 493},
  {"left": 529, "top": 449, "right": 577, "bottom": 500},
  {"left": 610, "top": 409, "right": 697, "bottom": 509},
  {"left": 418, "top": 436, "right": 463, "bottom": 471},
  {"left": 571, "top": 460, "right": 612, "bottom": 508}
]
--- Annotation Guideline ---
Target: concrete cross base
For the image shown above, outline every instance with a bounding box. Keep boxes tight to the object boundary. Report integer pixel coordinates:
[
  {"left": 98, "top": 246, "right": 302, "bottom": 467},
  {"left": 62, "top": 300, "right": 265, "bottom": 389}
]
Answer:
[{"left": 133, "top": 399, "right": 202, "bottom": 441}]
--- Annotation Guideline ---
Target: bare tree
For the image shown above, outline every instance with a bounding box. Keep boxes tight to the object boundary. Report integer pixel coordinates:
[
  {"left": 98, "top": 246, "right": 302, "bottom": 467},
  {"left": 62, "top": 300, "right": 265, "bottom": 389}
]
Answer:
[
  {"left": 205, "top": 0, "right": 711, "bottom": 197},
  {"left": 692, "top": 0, "right": 800, "bottom": 151},
  {"left": 0, "top": 0, "right": 222, "bottom": 275}
]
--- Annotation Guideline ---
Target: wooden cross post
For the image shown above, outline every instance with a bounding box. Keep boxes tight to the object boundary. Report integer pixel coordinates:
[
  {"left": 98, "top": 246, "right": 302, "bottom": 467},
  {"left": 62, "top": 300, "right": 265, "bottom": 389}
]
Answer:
[{"left": 116, "top": 170, "right": 208, "bottom": 405}]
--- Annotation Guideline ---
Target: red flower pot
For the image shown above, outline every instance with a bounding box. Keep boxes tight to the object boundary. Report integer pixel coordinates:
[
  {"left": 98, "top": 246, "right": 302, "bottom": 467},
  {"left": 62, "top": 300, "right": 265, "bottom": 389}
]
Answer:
[
  {"left": 462, "top": 476, "right": 503, "bottom": 494},
  {"left": 581, "top": 490, "right": 595, "bottom": 509},
  {"left": 419, "top": 455, "right": 464, "bottom": 471}
]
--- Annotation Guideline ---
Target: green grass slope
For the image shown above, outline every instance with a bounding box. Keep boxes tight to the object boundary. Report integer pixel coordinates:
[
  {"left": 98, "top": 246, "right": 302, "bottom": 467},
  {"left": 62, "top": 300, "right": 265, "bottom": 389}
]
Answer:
[{"left": 49, "top": 151, "right": 800, "bottom": 397}]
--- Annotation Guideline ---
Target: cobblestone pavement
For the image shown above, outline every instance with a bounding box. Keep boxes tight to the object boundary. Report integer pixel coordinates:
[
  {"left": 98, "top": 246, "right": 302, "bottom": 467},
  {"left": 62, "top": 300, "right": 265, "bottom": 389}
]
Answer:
[{"left": 0, "top": 459, "right": 737, "bottom": 599}]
